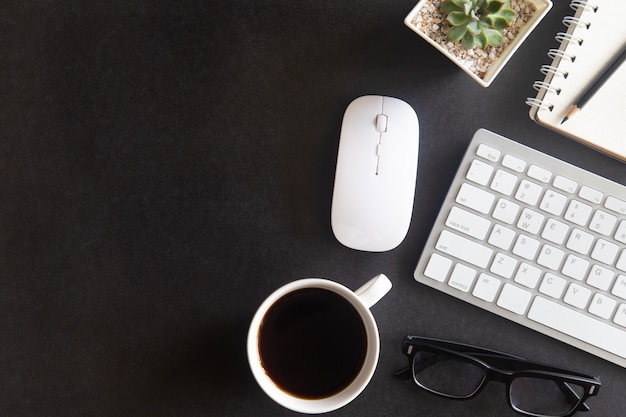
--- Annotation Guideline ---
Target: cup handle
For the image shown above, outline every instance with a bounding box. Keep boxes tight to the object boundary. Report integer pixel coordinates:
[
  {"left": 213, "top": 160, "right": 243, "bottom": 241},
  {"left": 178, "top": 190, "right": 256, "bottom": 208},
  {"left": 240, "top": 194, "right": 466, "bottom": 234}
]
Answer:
[{"left": 354, "top": 274, "right": 392, "bottom": 309}]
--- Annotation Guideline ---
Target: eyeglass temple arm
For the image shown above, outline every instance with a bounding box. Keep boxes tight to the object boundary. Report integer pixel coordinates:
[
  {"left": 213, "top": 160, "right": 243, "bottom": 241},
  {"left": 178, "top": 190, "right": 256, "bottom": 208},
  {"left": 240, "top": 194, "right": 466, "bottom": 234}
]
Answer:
[
  {"left": 394, "top": 367, "right": 412, "bottom": 380},
  {"left": 557, "top": 382, "right": 590, "bottom": 412}
]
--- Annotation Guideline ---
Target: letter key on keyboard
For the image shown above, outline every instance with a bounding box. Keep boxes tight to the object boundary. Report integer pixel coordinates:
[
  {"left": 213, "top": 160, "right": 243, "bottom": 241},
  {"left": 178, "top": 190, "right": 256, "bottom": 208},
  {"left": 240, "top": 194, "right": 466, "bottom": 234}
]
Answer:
[{"left": 414, "top": 129, "right": 626, "bottom": 368}]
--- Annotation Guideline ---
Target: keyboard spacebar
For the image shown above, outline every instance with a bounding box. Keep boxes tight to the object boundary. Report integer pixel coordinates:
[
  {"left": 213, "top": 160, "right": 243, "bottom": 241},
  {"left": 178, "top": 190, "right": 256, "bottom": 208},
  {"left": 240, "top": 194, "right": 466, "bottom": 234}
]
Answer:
[{"left": 528, "top": 296, "right": 626, "bottom": 359}]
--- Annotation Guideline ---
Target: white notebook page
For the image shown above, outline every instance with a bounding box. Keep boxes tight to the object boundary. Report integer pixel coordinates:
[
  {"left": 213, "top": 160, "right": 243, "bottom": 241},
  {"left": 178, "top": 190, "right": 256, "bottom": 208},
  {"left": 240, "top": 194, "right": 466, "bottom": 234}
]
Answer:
[{"left": 530, "top": 0, "right": 626, "bottom": 161}]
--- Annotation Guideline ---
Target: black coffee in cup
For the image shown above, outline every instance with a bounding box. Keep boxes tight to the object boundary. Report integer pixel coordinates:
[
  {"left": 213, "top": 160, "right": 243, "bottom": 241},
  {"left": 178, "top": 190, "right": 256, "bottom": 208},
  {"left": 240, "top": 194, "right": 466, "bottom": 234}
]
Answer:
[{"left": 257, "top": 287, "right": 367, "bottom": 399}]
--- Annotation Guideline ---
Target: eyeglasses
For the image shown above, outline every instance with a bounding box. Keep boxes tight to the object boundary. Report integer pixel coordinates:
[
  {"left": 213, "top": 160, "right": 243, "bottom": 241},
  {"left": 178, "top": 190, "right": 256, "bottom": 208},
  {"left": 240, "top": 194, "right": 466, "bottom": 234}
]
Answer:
[{"left": 395, "top": 335, "right": 601, "bottom": 417}]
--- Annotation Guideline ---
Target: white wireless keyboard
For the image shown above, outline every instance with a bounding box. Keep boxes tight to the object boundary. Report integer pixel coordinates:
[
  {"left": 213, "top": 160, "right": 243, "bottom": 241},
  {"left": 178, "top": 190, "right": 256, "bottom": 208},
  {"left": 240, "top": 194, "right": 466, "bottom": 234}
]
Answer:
[{"left": 414, "top": 129, "right": 626, "bottom": 367}]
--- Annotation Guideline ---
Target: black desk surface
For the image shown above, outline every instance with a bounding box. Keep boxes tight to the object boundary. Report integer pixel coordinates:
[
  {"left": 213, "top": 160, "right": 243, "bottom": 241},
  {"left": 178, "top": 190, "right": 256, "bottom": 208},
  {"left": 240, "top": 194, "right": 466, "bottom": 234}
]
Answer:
[{"left": 2, "top": 1, "right": 625, "bottom": 416}]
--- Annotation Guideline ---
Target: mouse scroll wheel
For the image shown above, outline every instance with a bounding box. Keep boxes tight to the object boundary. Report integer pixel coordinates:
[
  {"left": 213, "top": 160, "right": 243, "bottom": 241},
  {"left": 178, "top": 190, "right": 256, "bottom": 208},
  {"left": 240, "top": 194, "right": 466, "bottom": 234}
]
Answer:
[{"left": 375, "top": 114, "right": 388, "bottom": 133}]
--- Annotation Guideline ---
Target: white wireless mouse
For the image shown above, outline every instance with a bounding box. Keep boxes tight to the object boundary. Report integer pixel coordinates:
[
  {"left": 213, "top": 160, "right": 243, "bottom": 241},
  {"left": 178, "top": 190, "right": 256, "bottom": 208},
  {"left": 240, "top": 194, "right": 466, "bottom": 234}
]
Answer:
[{"left": 331, "top": 95, "right": 419, "bottom": 252}]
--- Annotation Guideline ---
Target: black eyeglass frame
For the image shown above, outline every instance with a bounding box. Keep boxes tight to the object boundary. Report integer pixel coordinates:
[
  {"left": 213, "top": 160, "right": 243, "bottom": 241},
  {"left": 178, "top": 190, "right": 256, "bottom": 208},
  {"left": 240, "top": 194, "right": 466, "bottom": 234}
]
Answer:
[{"left": 395, "top": 335, "right": 601, "bottom": 417}]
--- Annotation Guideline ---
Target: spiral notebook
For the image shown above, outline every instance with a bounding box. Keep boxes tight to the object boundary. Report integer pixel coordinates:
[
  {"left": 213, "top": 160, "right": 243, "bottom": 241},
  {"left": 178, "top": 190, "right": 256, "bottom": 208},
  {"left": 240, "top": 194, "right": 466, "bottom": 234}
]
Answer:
[{"left": 527, "top": 0, "right": 626, "bottom": 162}]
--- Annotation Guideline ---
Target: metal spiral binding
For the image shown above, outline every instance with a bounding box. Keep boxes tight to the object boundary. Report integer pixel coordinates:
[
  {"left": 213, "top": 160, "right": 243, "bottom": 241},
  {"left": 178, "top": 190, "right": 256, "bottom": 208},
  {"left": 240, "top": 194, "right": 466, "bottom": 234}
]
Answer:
[
  {"left": 540, "top": 65, "right": 568, "bottom": 78},
  {"left": 526, "top": 0, "right": 597, "bottom": 112},
  {"left": 555, "top": 32, "right": 584, "bottom": 46},
  {"left": 525, "top": 97, "right": 554, "bottom": 111},
  {"left": 533, "top": 81, "right": 561, "bottom": 96},
  {"left": 548, "top": 48, "right": 576, "bottom": 62},
  {"left": 563, "top": 16, "right": 591, "bottom": 29},
  {"left": 570, "top": 0, "right": 598, "bottom": 13}
]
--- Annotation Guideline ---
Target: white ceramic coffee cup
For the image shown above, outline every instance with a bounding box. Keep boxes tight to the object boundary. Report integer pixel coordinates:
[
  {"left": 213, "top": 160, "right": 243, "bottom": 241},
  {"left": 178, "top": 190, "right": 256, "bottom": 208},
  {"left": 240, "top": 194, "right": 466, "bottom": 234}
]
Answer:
[{"left": 247, "top": 274, "right": 392, "bottom": 414}]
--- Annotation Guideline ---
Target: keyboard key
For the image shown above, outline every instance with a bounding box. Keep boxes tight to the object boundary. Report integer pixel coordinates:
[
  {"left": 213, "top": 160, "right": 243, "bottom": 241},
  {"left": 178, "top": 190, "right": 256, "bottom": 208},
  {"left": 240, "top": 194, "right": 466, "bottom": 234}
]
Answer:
[
  {"left": 488, "top": 224, "right": 516, "bottom": 251},
  {"left": 615, "top": 220, "right": 626, "bottom": 244},
  {"left": 541, "top": 218, "right": 569, "bottom": 245},
  {"left": 466, "top": 159, "right": 493, "bottom": 186},
  {"left": 528, "top": 165, "right": 552, "bottom": 183},
  {"left": 445, "top": 206, "right": 491, "bottom": 240},
  {"left": 561, "top": 254, "right": 589, "bottom": 281},
  {"left": 517, "top": 208, "right": 545, "bottom": 235},
  {"left": 512, "top": 234, "right": 540, "bottom": 260},
  {"left": 553, "top": 175, "right": 577, "bottom": 194},
  {"left": 566, "top": 228, "right": 594, "bottom": 255},
  {"left": 490, "top": 252, "right": 517, "bottom": 279},
  {"left": 611, "top": 275, "right": 626, "bottom": 300},
  {"left": 579, "top": 185, "right": 603, "bottom": 205},
  {"left": 529, "top": 296, "right": 626, "bottom": 359},
  {"left": 537, "top": 244, "right": 565, "bottom": 270},
  {"left": 472, "top": 273, "right": 501, "bottom": 302},
  {"left": 476, "top": 143, "right": 500, "bottom": 162},
  {"left": 515, "top": 179, "right": 543, "bottom": 206},
  {"left": 497, "top": 283, "right": 532, "bottom": 315},
  {"left": 539, "top": 190, "right": 568, "bottom": 216},
  {"left": 492, "top": 198, "right": 520, "bottom": 224},
  {"left": 587, "top": 264, "right": 615, "bottom": 291},
  {"left": 589, "top": 210, "right": 618, "bottom": 236},
  {"left": 424, "top": 253, "right": 452, "bottom": 282},
  {"left": 456, "top": 183, "right": 495, "bottom": 214},
  {"left": 605, "top": 196, "right": 626, "bottom": 216},
  {"left": 617, "top": 250, "right": 626, "bottom": 273},
  {"left": 490, "top": 169, "right": 518, "bottom": 195},
  {"left": 435, "top": 230, "right": 493, "bottom": 269},
  {"left": 615, "top": 304, "right": 626, "bottom": 328},
  {"left": 502, "top": 154, "right": 526, "bottom": 172},
  {"left": 590, "top": 239, "right": 619, "bottom": 265},
  {"left": 539, "top": 273, "right": 567, "bottom": 299},
  {"left": 448, "top": 263, "right": 476, "bottom": 293},
  {"left": 564, "top": 200, "right": 593, "bottom": 226},
  {"left": 514, "top": 262, "right": 542, "bottom": 289},
  {"left": 563, "top": 283, "right": 592, "bottom": 309},
  {"left": 588, "top": 293, "right": 617, "bottom": 320}
]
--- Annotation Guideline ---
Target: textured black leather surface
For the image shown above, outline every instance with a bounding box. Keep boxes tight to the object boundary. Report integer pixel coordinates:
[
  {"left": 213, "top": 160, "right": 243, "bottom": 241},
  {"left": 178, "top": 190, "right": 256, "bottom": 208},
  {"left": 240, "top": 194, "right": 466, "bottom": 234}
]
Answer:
[{"left": 2, "top": 1, "right": 624, "bottom": 416}]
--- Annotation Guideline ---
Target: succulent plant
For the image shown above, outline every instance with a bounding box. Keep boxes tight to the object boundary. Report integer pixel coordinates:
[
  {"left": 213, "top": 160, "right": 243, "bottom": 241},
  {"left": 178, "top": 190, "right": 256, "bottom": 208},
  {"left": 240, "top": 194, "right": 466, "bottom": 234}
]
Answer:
[{"left": 441, "top": 0, "right": 517, "bottom": 49}]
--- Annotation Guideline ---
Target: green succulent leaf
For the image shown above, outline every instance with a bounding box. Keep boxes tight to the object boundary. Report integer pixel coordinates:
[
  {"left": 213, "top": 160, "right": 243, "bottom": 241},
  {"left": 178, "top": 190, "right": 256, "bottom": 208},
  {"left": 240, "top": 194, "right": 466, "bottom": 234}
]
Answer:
[
  {"left": 448, "top": 25, "right": 468, "bottom": 42},
  {"left": 467, "top": 20, "right": 482, "bottom": 35},
  {"left": 486, "top": 0, "right": 505, "bottom": 13},
  {"left": 461, "top": 32, "right": 476, "bottom": 49},
  {"left": 441, "top": 1, "right": 462, "bottom": 14},
  {"left": 498, "top": 8, "right": 517, "bottom": 22},
  {"left": 475, "top": 31, "right": 489, "bottom": 49},
  {"left": 447, "top": 11, "right": 472, "bottom": 26},
  {"left": 442, "top": 0, "right": 472, "bottom": 14},
  {"left": 484, "top": 28, "right": 503, "bottom": 46},
  {"left": 463, "top": 0, "right": 475, "bottom": 14},
  {"left": 488, "top": 15, "right": 511, "bottom": 30},
  {"left": 452, "top": 0, "right": 473, "bottom": 11}
]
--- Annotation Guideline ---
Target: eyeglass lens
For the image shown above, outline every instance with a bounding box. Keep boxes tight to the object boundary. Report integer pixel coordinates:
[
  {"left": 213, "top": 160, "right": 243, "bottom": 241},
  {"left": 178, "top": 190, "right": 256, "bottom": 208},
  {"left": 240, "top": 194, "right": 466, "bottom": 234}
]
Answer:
[
  {"left": 412, "top": 350, "right": 586, "bottom": 417},
  {"left": 412, "top": 351, "right": 486, "bottom": 398},
  {"left": 510, "top": 376, "right": 585, "bottom": 417}
]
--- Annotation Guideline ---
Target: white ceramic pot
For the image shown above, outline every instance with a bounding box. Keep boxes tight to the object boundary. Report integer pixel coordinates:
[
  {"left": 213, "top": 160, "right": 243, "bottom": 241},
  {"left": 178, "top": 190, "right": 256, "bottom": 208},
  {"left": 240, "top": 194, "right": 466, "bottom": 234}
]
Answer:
[{"left": 404, "top": 0, "right": 553, "bottom": 87}]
